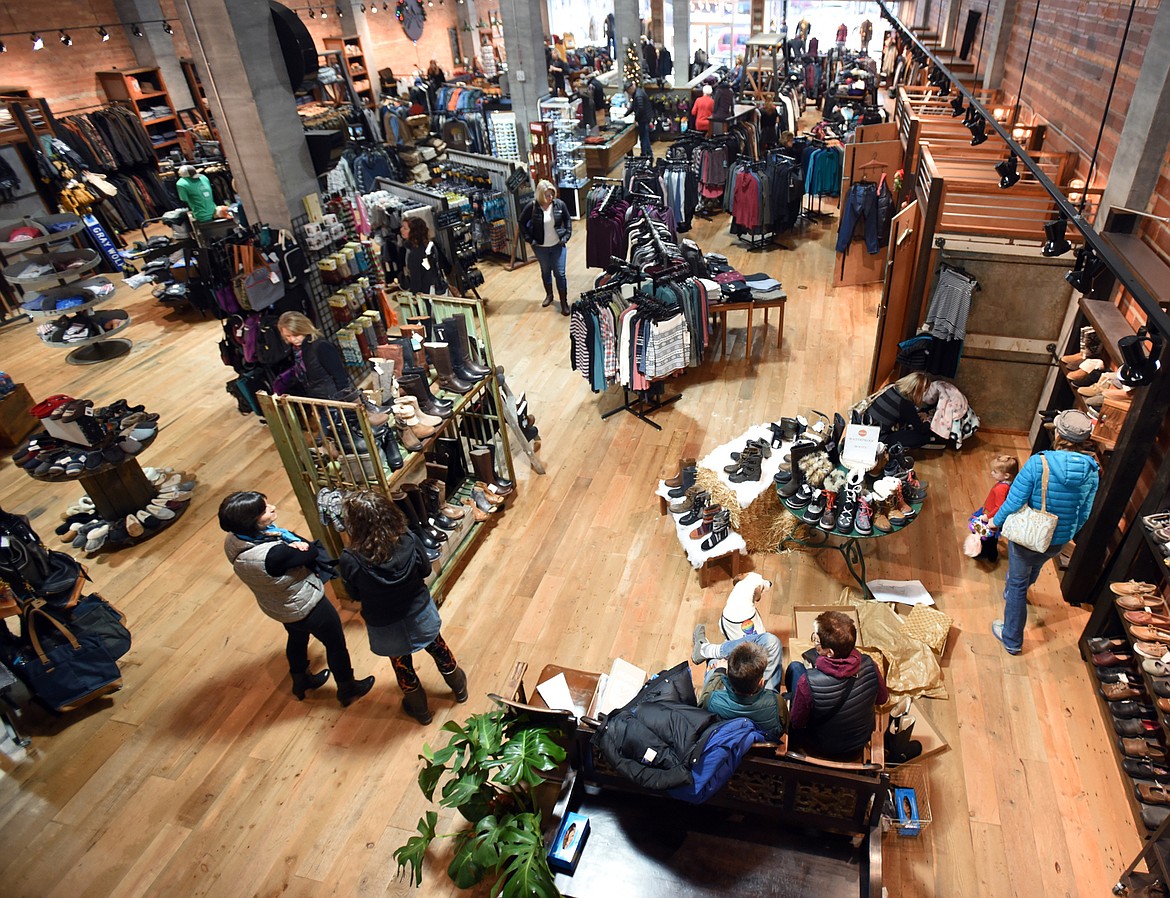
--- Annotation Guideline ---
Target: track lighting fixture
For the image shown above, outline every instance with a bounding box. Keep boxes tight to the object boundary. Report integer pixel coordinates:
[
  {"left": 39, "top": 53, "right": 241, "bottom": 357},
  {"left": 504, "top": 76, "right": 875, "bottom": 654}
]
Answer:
[
  {"left": 132, "top": 23, "right": 143, "bottom": 37},
  {"left": 1041, "top": 217, "right": 1072, "bottom": 257},
  {"left": 950, "top": 94, "right": 965, "bottom": 117},
  {"left": 59, "top": 30, "right": 72, "bottom": 46},
  {"left": 98, "top": 26, "right": 109, "bottom": 41},
  {"left": 0, "top": 40, "right": 7, "bottom": 53},
  {"left": 308, "top": 6, "right": 315, "bottom": 16},
  {"left": 938, "top": 78, "right": 951, "bottom": 97},
  {"left": 968, "top": 116, "right": 988, "bottom": 146},
  {"left": 962, "top": 105, "right": 978, "bottom": 129},
  {"left": 995, "top": 154, "right": 1020, "bottom": 189},
  {"left": 336, "top": 5, "right": 344, "bottom": 15},
  {"left": 31, "top": 33, "right": 43, "bottom": 50},
  {"left": 360, "top": 2, "right": 366, "bottom": 10},
  {"left": 383, "top": 2, "right": 390, "bottom": 10},
  {"left": 163, "top": 21, "right": 174, "bottom": 34},
  {"left": 321, "top": 6, "right": 328, "bottom": 17},
  {"left": 1065, "top": 247, "right": 1108, "bottom": 295},
  {"left": 1117, "top": 327, "right": 1163, "bottom": 387},
  {"left": 370, "top": 1, "right": 378, "bottom": 10}
]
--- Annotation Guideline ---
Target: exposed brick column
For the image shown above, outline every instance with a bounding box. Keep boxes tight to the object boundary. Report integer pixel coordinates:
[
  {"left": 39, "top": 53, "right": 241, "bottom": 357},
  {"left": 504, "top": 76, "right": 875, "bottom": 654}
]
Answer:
[
  {"left": 672, "top": 0, "right": 690, "bottom": 83},
  {"left": 497, "top": 0, "right": 549, "bottom": 154},
  {"left": 173, "top": 0, "right": 319, "bottom": 228}
]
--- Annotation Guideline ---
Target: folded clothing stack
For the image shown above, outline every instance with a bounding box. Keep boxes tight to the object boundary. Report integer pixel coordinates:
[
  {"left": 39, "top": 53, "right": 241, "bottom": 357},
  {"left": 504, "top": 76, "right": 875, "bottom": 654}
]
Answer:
[{"left": 744, "top": 273, "right": 783, "bottom": 300}]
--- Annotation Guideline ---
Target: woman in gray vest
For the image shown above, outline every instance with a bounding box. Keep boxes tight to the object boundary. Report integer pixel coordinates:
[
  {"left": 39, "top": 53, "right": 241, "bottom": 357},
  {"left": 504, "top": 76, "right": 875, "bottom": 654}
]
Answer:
[
  {"left": 219, "top": 491, "right": 374, "bottom": 706},
  {"left": 338, "top": 491, "right": 467, "bottom": 725},
  {"left": 785, "top": 610, "right": 888, "bottom": 758}
]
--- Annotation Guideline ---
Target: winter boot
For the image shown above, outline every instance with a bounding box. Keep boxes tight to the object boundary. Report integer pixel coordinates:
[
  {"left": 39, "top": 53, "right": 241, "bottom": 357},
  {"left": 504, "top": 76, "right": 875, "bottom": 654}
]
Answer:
[
  {"left": 689, "top": 506, "right": 724, "bottom": 539},
  {"left": 669, "top": 484, "right": 704, "bottom": 515},
  {"left": 337, "top": 674, "right": 376, "bottom": 707},
  {"left": 443, "top": 315, "right": 492, "bottom": 377},
  {"left": 728, "top": 451, "right": 763, "bottom": 483},
  {"left": 665, "top": 457, "right": 698, "bottom": 488},
  {"left": 777, "top": 440, "right": 818, "bottom": 496},
  {"left": 559, "top": 288, "right": 570, "bottom": 317},
  {"left": 402, "top": 686, "right": 433, "bottom": 724},
  {"left": 873, "top": 498, "right": 894, "bottom": 533},
  {"left": 818, "top": 490, "right": 838, "bottom": 531},
  {"left": 885, "top": 714, "right": 923, "bottom": 763},
  {"left": 542, "top": 283, "right": 554, "bottom": 307},
  {"left": 667, "top": 465, "right": 698, "bottom": 498},
  {"left": 855, "top": 495, "right": 874, "bottom": 536},
  {"left": 443, "top": 666, "right": 469, "bottom": 702},
  {"left": 291, "top": 668, "right": 330, "bottom": 700},
  {"left": 678, "top": 491, "right": 710, "bottom": 526},
  {"left": 701, "top": 512, "right": 731, "bottom": 551},
  {"left": 807, "top": 489, "right": 827, "bottom": 518}
]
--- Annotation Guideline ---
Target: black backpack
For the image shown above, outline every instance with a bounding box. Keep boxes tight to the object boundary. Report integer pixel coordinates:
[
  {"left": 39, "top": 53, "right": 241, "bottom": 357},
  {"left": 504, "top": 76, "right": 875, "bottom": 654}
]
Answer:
[{"left": 0, "top": 511, "right": 83, "bottom": 602}]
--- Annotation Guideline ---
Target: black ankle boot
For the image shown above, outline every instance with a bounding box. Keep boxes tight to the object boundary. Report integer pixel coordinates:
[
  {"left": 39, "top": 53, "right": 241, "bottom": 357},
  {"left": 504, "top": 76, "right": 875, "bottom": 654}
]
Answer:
[
  {"left": 376, "top": 425, "right": 404, "bottom": 470},
  {"left": 291, "top": 668, "right": 330, "bottom": 700},
  {"left": 337, "top": 674, "right": 375, "bottom": 707}
]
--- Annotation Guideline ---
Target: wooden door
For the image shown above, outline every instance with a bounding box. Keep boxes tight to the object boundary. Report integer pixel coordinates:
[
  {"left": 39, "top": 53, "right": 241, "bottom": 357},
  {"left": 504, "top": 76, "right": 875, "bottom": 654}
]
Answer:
[{"left": 868, "top": 200, "right": 922, "bottom": 391}]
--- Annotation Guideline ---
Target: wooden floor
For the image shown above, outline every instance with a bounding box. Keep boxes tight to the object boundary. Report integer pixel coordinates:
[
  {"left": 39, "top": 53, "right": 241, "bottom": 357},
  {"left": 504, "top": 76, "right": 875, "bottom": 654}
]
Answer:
[{"left": 0, "top": 189, "right": 1139, "bottom": 896}]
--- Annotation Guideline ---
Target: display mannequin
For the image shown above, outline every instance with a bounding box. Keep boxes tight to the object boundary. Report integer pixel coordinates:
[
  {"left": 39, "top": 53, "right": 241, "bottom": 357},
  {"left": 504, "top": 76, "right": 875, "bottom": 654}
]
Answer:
[{"left": 176, "top": 165, "right": 230, "bottom": 223}]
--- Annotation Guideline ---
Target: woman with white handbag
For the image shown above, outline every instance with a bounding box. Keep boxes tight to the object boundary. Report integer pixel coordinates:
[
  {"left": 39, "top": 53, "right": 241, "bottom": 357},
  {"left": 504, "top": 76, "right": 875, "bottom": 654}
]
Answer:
[{"left": 988, "top": 410, "right": 1100, "bottom": 655}]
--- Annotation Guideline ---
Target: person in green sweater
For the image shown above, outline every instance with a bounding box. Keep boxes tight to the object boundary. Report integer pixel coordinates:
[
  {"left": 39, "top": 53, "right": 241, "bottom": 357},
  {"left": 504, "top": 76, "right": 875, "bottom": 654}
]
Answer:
[
  {"left": 176, "top": 165, "right": 231, "bottom": 223},
  {"left": 698, "top": 640, "right": 788, "bottom": 740}
]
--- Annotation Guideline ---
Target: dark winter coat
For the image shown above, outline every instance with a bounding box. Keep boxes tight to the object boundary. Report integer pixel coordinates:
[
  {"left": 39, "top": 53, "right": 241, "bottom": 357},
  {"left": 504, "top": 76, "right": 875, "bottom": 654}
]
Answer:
[
  {"left": 339, "top": 533, "right": 432, "bottom": 627},
  {"left": 521, "top": 199, "right": 573, "bottom": 246}
]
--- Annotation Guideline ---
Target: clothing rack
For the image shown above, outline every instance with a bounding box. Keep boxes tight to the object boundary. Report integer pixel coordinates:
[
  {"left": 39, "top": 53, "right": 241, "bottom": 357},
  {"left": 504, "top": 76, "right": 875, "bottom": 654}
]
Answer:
[{"left": 444, "top": 148, "right": 531, "bottom": 269}]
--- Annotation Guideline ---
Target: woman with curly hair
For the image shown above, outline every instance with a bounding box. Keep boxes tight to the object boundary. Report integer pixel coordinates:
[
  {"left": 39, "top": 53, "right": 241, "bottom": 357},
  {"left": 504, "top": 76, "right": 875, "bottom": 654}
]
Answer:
[{"left": 338, "top": 490, "right": 468, "bottom": 724}]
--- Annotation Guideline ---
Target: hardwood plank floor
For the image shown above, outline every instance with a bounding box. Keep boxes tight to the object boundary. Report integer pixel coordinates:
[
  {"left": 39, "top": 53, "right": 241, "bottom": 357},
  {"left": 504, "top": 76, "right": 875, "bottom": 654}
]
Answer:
[{"left": 0, "top": 183, "right": 1139, "bottom": 897}]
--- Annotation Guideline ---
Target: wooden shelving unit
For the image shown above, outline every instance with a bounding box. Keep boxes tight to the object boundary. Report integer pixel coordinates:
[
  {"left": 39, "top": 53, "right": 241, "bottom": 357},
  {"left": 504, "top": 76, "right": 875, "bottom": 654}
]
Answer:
[
  {"left": 323, "top": 35, "right": 376, "bottom": 107},
  {"left": 96, "top": 67, "right": 180, "bottom": 161}
]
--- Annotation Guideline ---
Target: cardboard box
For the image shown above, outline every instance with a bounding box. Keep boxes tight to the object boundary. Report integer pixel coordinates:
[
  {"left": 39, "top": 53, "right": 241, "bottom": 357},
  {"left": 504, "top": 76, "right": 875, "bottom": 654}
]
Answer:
[
  {"left": 789, "top": 605, "right": 861, "bottom": 666},
  {"left": 0, "top": 384, "right": 37, "bottom": 449},
  {"left": 548, "top": 812, "right": 589, "bottom": 873}
]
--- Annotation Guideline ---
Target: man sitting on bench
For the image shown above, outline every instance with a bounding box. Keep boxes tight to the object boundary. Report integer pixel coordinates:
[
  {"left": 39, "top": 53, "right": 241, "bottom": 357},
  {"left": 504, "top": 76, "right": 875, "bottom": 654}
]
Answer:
[
  {"left": 698, "top": 641, "right": 788, "bottom": 740},
  {"left": 785, "top": 611, "right": 888, "bottom": 759}
]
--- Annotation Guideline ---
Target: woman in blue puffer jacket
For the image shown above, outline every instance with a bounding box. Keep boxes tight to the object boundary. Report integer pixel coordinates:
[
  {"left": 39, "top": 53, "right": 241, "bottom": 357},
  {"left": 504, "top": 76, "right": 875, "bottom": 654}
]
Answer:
[{"left": 989, "top": 417, "right": 1099, "bottom": 655}]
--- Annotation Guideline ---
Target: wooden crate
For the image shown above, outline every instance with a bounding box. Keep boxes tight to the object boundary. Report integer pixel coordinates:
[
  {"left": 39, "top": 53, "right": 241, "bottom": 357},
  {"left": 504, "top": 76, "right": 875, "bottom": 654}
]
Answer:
[
  {"left": 1092, "top": 396, "right": 1131, "bottom": 452},
  {"left": 0, "top": 383, "right": 37, "bottom": 448}
]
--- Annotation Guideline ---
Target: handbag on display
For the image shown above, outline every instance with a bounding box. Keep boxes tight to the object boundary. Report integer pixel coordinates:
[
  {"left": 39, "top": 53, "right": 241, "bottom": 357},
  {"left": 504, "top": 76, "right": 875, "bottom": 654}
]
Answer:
[
  {"left": 231, "top": 243, "right": 284, "bottom": 312},
  {"left": 1001, "top": 456, "right": 1059, "bottom": 553}
]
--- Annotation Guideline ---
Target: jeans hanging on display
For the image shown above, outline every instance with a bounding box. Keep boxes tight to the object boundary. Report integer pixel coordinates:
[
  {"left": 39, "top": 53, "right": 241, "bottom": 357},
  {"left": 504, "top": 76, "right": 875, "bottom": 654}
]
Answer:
[{"left": 836, "top": 182, "right": 880, "bottom": 254}]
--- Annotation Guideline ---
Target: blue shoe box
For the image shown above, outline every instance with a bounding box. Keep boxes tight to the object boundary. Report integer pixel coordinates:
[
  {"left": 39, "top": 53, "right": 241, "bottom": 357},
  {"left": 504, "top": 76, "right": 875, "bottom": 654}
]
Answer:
[
  {"left": 548, "top": 811, "right": 589, "bottom": 873},
  {"left": 894, "top": 786, "right": 921, "bottom": 837}
]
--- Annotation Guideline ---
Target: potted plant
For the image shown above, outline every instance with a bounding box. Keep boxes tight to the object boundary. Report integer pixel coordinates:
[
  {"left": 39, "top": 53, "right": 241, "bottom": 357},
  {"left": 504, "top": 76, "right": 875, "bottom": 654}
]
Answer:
[{"left": 395, "top": 708, "right": 567, "bottom": 898}]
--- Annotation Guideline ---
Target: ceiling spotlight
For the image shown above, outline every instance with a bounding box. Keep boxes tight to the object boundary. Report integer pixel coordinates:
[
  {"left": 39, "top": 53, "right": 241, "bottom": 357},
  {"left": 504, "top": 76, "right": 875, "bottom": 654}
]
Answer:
[
  {"left": 1117, "top": 328, "right": 1163, "bottom": 388},
  {"left": 321, "top": 5, "right": 328, "bottom": 17},
  {"left": 995, "top": 154, "right": 1020, "bottom": 189},
  {"left": 383, "top": 2, "right": 390, "bottom": 10},
  {"left": 1042, "top": 217, "right": 1072, "bottom": 257},
  {"left": 308, "top": 6, "right": 316, "bottom": 16},
  {"left": 962, "top": 105, "right": 979, "bottom": 128},
  {"left": 31, "top": 33, "right": 43, "bottom": 50},
  {"left": 132, "top": 23, "right": 143, "bottom": 37},
  {"left": 360, "top": 2, "right": 366, "bottom": 10},
  {"left": 59, "top": 30, "right": 72, "bottom": 46},
  {"left": 336, "top": 5, "right": 344, "bottom": 15},
  {"left": 1065, "top": 247, "right": 1106, "bottom": 295},
  {"left": 968, "top": 117, "right": 988, "bottom": 146},
  {"left": 950, "top": 94, "right": 965, "bottom": 117},
  {"left": 0, "top": 40, "right": 7, "bottom": 53},
  {"left": 370, "top": 2, "right": 378, "bottom": 10},
  {"left": 163, "top": 21, "right": 174, "bottom": 34},
  {"left": 98, "top": 26, "right": 110, "bottom": 41}
]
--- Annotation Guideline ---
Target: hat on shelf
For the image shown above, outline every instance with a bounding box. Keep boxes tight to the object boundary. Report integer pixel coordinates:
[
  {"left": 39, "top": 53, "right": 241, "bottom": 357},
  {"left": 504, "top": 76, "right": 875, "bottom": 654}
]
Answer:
[{"left": 1054, "top": 409, "right": 1093, "bottom": 443}]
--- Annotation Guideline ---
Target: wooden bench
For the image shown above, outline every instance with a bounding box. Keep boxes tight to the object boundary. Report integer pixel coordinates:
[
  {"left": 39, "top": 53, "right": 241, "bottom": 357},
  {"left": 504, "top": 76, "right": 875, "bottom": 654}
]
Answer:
[{"left": 495, "top": 661, "right": 887, "bottom": 897}]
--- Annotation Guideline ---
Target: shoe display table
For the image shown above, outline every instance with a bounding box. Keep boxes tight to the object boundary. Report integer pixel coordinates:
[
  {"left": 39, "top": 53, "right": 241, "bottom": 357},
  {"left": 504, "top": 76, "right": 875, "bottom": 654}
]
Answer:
[
  {"left": 656, "top": 478, "right": 747, "bottom": 586},
  {"left": 711, "top": 292, "right": 787, "bottom": 364}
]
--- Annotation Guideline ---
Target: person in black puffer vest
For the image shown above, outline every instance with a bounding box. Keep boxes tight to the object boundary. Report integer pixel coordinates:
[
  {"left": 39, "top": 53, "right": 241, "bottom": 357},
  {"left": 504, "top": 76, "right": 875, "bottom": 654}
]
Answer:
[{"left": 785, "top": 610, "right": 888, "bottom": 759}]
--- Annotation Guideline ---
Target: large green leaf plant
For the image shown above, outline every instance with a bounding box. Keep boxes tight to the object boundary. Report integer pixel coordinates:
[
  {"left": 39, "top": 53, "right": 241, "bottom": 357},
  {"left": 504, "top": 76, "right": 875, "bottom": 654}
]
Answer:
[{"left": 395, "top": 709, "right": 567, "bottom": 898}]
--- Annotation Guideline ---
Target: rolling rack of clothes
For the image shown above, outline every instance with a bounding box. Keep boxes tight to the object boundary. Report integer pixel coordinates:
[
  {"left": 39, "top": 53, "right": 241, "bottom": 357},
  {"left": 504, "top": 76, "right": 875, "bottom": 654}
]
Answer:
[
  {"left": 433, "top": 84, "right": 491, "bottom": 153},
  {"left": 795, "top": 132, "right": 843, "bottom": 220},
  {"left": 724, "top": 155, "right": 804, "bottom": 251},
  {"left": 584, "top": 177, "right": 630, "bottom": 270}
]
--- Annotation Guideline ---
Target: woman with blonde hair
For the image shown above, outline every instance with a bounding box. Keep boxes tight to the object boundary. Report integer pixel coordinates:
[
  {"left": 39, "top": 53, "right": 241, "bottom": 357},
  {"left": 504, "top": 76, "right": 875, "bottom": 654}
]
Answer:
[
  {"left": 277, "top": 311, "right": 349, "bottom": 400},
  {"left": 864, "top": 371, "right": 935, "bottom": 447},
  {"left": 520, "top": 179, "right": 573, "bottom": 314}
]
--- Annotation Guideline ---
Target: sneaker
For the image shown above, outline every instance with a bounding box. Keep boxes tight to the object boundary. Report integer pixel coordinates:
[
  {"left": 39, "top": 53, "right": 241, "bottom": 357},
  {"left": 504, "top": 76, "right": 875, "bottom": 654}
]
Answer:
[
  {"left": 691, "top": 624, "right": 709, "bottom": 665},
  {"left": 991, "top": 620, "right": 1021, "bottom": 655},
  {"left": 16, "top": 262, "right": 54, "bottom": 279}
]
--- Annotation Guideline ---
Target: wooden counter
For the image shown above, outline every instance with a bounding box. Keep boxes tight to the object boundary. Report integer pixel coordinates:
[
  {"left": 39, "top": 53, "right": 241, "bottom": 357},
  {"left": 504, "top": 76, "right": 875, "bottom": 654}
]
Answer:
[{"left": 580, "top": 126, "right": 638, "bottom": 176}]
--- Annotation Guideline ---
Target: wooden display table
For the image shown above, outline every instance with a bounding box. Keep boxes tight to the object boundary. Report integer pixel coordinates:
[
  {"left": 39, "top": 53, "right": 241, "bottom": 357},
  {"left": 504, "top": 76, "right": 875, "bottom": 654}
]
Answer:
[
  {"left": 580, "top": 125, "right": 638, "bottom": 176},
  {"left": 712, "top": 292, "right": 788, "bottom": 364}
]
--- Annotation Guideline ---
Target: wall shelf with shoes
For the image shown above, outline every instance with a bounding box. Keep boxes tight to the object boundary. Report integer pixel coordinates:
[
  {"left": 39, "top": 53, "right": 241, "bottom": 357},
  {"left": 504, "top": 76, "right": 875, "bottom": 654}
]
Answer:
[
  {"left": 11, "top": 397, "right": 195, "bottom": 554},
  {"left": 258, "top": 294, "right": 516, "bottom": 603}
]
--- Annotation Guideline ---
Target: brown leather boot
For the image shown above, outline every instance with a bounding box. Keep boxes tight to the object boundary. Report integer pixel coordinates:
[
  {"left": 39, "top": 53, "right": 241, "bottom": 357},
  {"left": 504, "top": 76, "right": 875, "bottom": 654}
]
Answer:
[
  {"left": 423, "top": 342, "right": 475, "bottom": 393},
  {"left": 665, "top": 457, "right": 697, "bottom": 487},
  {"left": 559, "top": 289, "right": 570, "bottom": 316},
  {"left": 542, "top": 284, "right": 554, "bottom": 307}
]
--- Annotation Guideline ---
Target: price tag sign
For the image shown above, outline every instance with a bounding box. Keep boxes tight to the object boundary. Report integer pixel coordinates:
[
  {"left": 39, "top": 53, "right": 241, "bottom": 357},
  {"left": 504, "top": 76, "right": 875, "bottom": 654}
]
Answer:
[
  {"left": 842, "top": 423, "right": 879, "bottom": 469},
  {"left": 506, "top": 167, "right": 530, "bottom": 193}
]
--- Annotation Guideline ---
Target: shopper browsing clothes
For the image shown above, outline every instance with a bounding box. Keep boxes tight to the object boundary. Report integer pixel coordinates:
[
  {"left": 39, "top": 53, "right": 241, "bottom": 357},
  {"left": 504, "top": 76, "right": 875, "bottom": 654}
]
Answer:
[
  {"left": 988, "top": 412, "right": 1100, "bottom": 655},
  {"left": 277, "top": 311, "right": 349, "bottom": 400},
  {"left": 218, "top": 491, "right": 375, "bottom": 706},
  {"left": 624, "top": 80, "right": 652, "bottom": 157},
  {"left": 521, "top": 180, "right": 573, "bottom": 315},
  {"left": 398, "top": 218, "right": 451, "bottom": 296},
  {"left": 862, "top": 372, "right": 935, "bottom": 448},
  {"left": 338, "top": 491, "right": 468, "bottom": 725},
  {"left": 691, "top": 83, "right": 715, "bottom": 135}
]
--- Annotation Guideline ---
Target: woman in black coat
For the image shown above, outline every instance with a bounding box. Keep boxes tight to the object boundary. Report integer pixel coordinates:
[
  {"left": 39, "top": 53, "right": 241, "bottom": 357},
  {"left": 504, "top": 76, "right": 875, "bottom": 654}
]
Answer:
[
  {"left": 277, "top": 311, "right": 349, "bottom": 400},
  {"left": 398, "top": 217, "right": 451, "bottom": 296},
  {"left": 339, "top": 491, "right": 467, "bottom": 724},
  {"left": 520, "top": 179, "right": 573, "bottom": 314}
]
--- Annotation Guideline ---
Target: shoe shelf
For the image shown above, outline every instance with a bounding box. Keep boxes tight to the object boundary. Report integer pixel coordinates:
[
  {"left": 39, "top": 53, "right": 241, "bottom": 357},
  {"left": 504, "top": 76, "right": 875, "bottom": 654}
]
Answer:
[
  {"left": 22, "top": 278, "right": 117, "bottom": 317},
  {"left": 40, "top": 313, "right": 131, "bottom": 349},
  {"left": 59, "top": 474, "right": 195, "bottom": 555},
  {"left": 0, "top": 218, "right": 84, "bottom": 254},
  {"left": 259, "top": 298, "right": 515, "bottom": 603},
  {"left": 2, "top": 248, "right": 101, "bottom": 290}
]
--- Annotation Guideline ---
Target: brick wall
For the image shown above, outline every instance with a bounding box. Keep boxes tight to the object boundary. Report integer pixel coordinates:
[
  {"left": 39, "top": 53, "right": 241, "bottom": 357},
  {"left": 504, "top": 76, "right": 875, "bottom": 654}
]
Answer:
[
  {"left": 297, "top": 3, "right": 465, "bottom": 90},
  {"left": 1148, "top": 140, "right": 1170, "bottom": 259}
]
